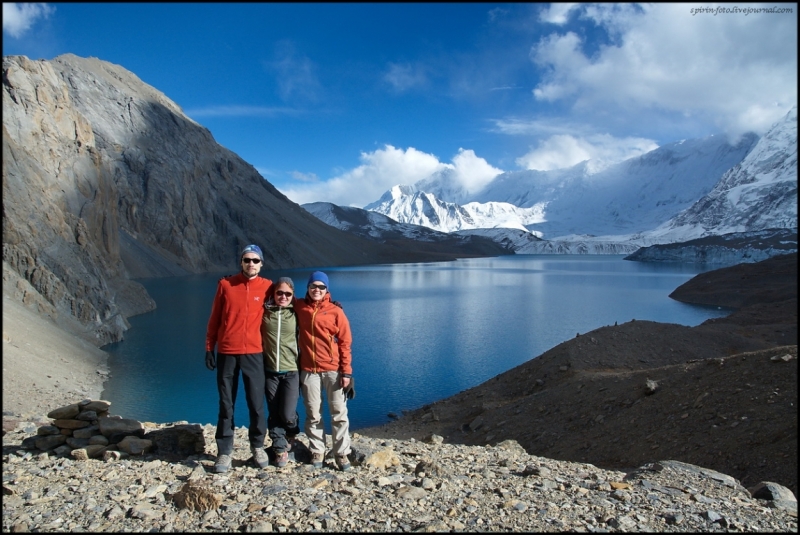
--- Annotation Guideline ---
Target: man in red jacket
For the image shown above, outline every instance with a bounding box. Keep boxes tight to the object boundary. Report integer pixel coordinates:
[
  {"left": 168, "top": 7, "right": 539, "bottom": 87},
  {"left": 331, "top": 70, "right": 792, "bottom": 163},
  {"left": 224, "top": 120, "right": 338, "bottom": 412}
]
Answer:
[{"left": 205, "top": 244, "right": 273, "bottom": 472}]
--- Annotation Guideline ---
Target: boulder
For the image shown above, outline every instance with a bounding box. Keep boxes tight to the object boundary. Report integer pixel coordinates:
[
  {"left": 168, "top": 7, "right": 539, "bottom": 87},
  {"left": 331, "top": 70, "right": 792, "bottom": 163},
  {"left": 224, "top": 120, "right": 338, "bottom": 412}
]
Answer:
[
  {"left": 117, "top": 436, "right": 153, "bottom": 455},
  {"left": 97, "top": 417, "right": 144, "bottom": 441},
  {"left": 145, "top": 424, "right": 205, "bottom": 458}
]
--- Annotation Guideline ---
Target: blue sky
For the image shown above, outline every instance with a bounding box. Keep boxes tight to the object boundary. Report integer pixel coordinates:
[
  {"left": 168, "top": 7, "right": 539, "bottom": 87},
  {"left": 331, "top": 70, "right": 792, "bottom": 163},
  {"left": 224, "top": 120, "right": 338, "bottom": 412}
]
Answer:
[{"left": 3, "top": 3, "right": 797, "bottom": 207}]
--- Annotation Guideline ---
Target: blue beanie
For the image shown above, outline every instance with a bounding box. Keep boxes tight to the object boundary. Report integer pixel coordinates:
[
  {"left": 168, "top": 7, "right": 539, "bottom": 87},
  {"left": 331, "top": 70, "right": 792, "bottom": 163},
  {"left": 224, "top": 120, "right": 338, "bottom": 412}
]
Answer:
[
  {"left": 308, "top": 271, "right": 329, "bottom": 288},
  {"left": 241, "top": 244, "right": 263, "bottom": 261}
]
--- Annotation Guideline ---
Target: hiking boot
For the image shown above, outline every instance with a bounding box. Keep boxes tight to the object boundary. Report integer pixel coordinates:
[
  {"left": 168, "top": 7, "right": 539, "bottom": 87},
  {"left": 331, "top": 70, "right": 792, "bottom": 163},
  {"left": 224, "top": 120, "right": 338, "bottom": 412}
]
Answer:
[
  {"left": 311, "top": 452, "right": 324, "bottom": 469},
  {"left": 252, "top": 447, "right": 269, "bottom": 469},
  {"left": 336, "top": 454, "right": 352, "bottom": 472},
  {"left": 274, "top": 451, "right": 289, "bottom": 468},
  {"left": 214, "top": 454, "right": 232, "bottom": 473}
]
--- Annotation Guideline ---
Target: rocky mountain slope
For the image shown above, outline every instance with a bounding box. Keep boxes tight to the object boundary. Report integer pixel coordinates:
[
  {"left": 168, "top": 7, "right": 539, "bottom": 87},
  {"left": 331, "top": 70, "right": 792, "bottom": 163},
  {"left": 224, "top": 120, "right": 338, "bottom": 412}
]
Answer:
[
  {"left": 361, "top": 253, "right": 798, "bottom": 498},
  {"left": 626, "top": 228, "right": 797, "bottom": 263},
  {"left": 2, "top": 54, "right": 485, "bottom": 347}
]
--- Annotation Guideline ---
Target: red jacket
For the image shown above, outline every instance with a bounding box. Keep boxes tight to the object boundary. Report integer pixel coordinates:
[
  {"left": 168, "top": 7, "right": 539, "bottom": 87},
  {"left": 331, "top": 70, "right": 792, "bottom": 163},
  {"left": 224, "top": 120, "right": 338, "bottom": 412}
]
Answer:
[
  {"left": 206, "top": 273, "right": 273, "bottom": 354},
  {"left": 296, "top": 292, "right": 352, "bottom": 375}
]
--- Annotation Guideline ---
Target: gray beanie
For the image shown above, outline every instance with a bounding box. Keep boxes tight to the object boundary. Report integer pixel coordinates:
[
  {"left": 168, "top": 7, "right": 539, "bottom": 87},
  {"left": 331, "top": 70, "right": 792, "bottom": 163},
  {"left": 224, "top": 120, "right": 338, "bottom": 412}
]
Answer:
[{"left": 241, "top": 244, "right": 263, "bottom": 261}]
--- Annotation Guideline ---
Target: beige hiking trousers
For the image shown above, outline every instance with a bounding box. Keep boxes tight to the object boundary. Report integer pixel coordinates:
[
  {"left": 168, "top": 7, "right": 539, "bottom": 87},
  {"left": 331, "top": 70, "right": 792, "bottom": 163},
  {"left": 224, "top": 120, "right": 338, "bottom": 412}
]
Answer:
[{"left": 300, "top": 370, "right": 351, "bottom": 457}]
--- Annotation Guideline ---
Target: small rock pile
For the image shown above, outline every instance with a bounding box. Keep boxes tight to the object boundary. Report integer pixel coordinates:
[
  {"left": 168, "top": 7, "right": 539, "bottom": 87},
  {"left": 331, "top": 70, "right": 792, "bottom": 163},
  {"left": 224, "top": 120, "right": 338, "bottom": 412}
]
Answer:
[
  {"left": 19, "top": 399, "right": 205, "bottom": 462},
  {"left": 2, "top": 399, "right": 798, "bottom": 533}
]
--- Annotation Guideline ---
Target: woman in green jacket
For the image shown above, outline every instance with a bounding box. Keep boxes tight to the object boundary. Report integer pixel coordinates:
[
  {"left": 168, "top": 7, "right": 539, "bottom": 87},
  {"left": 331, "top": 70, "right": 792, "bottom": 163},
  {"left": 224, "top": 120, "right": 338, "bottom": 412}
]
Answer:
[{"left": 261, "top": 277, "right": 301, "bottom": 467}]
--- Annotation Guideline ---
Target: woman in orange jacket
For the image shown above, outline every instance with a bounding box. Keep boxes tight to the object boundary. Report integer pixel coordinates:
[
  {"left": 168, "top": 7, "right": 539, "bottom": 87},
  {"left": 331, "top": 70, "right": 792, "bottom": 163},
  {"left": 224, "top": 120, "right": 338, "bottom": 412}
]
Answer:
[{"left": 295, "top": 271, "right": 353, "bottom": 471}]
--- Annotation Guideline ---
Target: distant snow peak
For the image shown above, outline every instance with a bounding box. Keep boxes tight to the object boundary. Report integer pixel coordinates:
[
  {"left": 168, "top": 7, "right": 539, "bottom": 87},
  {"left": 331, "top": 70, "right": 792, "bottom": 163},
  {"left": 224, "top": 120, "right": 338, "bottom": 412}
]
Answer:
[{"left": 366, "top": 187, "right": 545, "bottom": 234}]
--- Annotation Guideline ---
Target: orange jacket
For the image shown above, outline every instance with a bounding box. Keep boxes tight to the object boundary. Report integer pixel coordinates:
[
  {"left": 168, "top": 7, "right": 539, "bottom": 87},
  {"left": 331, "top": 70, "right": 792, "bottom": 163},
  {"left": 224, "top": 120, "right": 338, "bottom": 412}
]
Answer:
[
  {"left": 295, "top": 292, "right": 353, "bottom": 375},
  {"left": 206, "top": 273, "right": 273, "bottom": 354}
]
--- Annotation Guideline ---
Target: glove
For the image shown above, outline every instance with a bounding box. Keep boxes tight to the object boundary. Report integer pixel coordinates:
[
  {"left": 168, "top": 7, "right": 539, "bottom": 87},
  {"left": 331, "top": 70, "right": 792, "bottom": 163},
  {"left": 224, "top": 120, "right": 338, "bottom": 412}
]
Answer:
[
  {"left": 333, "top": 300, "right": 343, "bottom": 309},
  {"left": 205, "top": 350, "right": 216, "bottom": 371},
  {"left": 343, "top": 377, "right": 355, "bottom": 400}
]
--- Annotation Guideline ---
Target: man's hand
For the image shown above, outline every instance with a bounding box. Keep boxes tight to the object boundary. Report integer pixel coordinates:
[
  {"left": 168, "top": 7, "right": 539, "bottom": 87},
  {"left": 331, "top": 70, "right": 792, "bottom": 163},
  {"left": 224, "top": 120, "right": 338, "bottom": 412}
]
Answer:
[
  {"left": 332, "top": 300, "right": 343, "bottom": 309},
  {"left": 205, "top": 350, "right": 216, "bottom": 371},
  {"left": 342, "top": 377, "right": 355, "bottom": 400}
]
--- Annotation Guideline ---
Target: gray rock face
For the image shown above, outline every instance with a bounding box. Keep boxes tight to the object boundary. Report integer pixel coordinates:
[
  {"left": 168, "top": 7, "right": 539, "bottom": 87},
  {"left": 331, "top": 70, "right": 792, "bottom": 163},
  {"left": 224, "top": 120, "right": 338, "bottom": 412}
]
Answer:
[{"left": 2, "top": 53, "right": 446, "bottom": 347}]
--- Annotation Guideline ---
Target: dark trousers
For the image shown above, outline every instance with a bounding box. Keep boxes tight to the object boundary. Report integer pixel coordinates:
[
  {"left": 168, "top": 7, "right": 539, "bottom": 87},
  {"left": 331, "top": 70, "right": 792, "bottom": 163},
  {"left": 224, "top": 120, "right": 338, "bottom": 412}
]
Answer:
[
  {"left": 215, "top": 353, "right": 266, "bottom": 453},
  {"left": 265, "top": 371, "right": 300, "bottom": 453}
]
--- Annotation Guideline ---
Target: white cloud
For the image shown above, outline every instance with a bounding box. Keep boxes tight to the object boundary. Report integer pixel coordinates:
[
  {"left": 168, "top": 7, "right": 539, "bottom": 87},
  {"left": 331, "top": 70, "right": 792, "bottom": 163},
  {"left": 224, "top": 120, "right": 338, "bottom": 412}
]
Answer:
[
  {"left": 290, "top": 171, "right": 318, "bottom": 183},
  {"left": 280, "top": 145, "right": 447, "bottom": 207},
  {"left": 268, "top": 40, "right": 322, "bottom": 103},
  {"left": 538, "top": 3, "right": 580, "bottom": 25},
  {"left": 3, "top": 2, "right": 53, "bottom": 38},
  {"left": 184, "top": 105, "right": 299, "bottom": 118},
  {"left": 280, "top": 145, "right": 503, "bottom": 207},
  {"left": 491, "top": 117, "right": 579, "bottom": 136},
  {"left": 383, "top": 62, "right": 428, "bottom": 93},
  {"left": 531, "top": 3, "right": 798, "bottom": 136},
  {"left": 516, "top": 134, "right": 658, "bottom": 173},
  {"left": 451, "top": 149, "right": 503, "bottom": 193}
]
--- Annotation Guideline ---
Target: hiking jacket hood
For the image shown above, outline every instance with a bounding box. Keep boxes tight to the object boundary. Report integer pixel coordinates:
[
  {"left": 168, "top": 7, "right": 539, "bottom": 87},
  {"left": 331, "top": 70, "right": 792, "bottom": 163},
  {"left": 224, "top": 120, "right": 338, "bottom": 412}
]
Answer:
[
  {"left": 296, "top": 292, "right": 352, "bottom": 375},
  {"left": 206, "top": 273, "right": 272, "bottom": 354},
  {"left": 261, "top": 299, "right": 299, "bottom": 373}
]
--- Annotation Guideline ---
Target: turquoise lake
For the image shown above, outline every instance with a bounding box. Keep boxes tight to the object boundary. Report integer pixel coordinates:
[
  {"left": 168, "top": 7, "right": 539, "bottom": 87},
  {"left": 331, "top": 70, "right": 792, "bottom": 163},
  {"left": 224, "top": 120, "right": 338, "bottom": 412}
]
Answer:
[{"left": 101, "top": 255, "right": 728, "bottom": 431}]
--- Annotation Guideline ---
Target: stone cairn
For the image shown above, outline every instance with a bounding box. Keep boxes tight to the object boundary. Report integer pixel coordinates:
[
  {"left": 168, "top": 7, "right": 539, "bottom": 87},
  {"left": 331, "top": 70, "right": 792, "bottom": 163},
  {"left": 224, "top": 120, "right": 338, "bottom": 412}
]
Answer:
[{"left": 22, "top": 399, "right": 206, "bottom": 462}]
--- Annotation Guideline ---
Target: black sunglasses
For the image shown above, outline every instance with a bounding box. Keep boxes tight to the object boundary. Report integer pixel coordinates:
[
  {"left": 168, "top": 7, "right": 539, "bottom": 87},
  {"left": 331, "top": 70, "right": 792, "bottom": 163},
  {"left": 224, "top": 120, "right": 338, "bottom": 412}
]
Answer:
[
  {"left": 275, "top": 291, "right": 293, "bottom": 297},
  {"left": 308, "top": 284, "right": 327, "bottom": 291},
  {"left": 242, "top": 258, "right": 261, "bottom": 264}
]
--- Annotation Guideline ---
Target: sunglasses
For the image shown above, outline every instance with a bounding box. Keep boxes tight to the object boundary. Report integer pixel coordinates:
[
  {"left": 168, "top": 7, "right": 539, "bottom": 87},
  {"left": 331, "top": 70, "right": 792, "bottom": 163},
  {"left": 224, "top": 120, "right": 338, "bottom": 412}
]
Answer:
[
  {"left": 275, "top": 291, "right": 293, "bottom": 297},
  {"left": 308, "top": 284, "right": 327, "bottom": 291},
  {"left": 242, "top": 258, "right": 261, "bottom": 264}
]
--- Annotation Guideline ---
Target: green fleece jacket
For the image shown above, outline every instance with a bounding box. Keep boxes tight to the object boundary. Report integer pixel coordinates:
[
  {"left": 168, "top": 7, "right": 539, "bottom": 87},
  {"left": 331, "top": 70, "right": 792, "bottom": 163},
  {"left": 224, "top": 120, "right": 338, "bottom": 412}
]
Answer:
[{"left": 261, "top": 300, "right": 299, "bottom": 373}]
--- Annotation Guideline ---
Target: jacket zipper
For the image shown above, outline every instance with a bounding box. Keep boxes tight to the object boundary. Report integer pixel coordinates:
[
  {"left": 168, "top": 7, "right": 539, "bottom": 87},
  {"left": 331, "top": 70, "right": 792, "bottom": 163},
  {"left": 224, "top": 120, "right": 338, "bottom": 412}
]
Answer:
[
  {"left": 244, "top": 278, "right": 250, "bottom": 351},
  {"left": 311, "top": 305, "right": 319, "bottom": 373},
  {"left": 275, "top": 308, "right": 282, "bottom": 372}
]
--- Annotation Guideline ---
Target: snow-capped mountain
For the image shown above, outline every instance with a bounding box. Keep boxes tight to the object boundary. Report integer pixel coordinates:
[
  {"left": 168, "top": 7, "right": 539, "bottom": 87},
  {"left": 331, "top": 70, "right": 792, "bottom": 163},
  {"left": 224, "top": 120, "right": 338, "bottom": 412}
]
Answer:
[
  {"left": 364, "top": 186, "right": 547, "bottom": 235},
  {"left": 301, "top": 202, "right": 514, "bottom": 256},
  {"left": 304, "top": 201, "right": 641, "bottom": 255},
  {"left": 646, "top": 106, "right": 798, "bottom": 243},
  {"left": 368, "top": 132, "right": 759, "bottom": 240},
  {"left": 306, "top": 108, "right": 796, "bottom": 259}
]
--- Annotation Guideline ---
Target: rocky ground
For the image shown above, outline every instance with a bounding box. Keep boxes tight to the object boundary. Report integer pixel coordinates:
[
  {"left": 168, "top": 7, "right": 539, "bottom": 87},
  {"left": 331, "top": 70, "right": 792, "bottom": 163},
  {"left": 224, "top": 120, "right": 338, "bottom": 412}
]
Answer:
[
  {"left": 2, "top": 422, "right": 797, "bottom": 532},
  {"left": 1, "top": 253, "right": 797, "bottom": 532}
]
